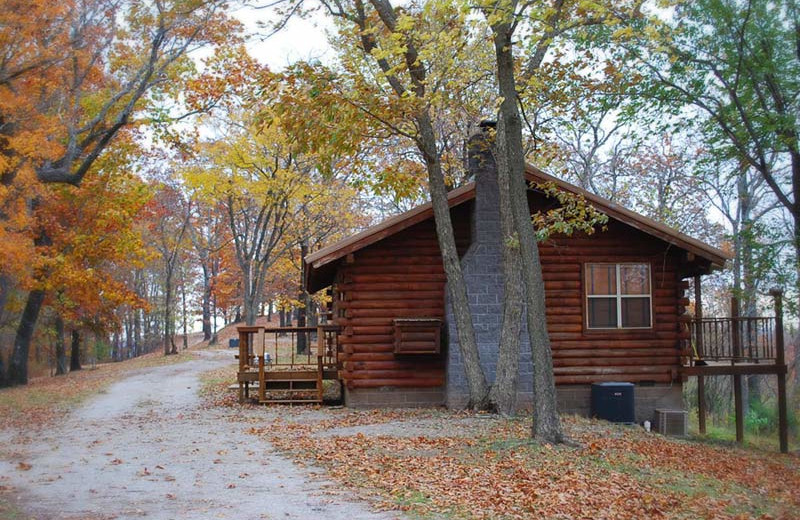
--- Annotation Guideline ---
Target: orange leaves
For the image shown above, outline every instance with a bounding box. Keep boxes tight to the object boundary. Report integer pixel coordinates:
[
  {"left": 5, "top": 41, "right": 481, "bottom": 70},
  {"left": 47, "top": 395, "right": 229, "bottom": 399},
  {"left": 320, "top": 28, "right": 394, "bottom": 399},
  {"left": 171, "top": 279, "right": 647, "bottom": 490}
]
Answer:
[{"left": 244, "top": 410, "right": 800, "bottom": 520}]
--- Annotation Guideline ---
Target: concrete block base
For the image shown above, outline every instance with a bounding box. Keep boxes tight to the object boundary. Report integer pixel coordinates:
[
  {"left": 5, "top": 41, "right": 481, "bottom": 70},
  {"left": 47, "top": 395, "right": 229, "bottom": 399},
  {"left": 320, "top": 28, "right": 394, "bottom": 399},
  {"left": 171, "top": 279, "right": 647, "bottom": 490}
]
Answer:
[
  {"left": 557, "top": 383, "right": 683, "bottom": 423},
  {"left": 344, "top": 386, "right": 445, "bottom": 408}
]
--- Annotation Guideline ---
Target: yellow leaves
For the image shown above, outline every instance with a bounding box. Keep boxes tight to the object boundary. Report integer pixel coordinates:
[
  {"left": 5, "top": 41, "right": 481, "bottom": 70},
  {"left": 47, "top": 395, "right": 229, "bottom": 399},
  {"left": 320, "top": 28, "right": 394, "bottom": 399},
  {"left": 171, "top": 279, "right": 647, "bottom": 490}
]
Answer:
[
  {"left": 530, "top": 181, "right": 609, "bottom": 242},
  {"left": 611, "top": 25, "right": 636, "bottom": 41}
]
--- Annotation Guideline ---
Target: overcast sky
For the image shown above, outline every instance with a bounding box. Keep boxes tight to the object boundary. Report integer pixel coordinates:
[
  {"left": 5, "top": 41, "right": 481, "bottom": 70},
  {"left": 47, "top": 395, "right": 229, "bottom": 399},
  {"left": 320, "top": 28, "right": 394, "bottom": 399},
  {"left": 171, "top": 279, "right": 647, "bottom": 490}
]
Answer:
[{"left": 233, "top": 4, "right": 334, "bottom": 69}]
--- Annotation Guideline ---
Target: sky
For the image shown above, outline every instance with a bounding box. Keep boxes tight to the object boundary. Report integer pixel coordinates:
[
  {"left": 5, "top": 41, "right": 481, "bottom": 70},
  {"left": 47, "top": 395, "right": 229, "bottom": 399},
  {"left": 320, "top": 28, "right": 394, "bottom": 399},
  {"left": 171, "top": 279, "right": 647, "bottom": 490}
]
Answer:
[{"left": 232, "top": 4, "right": 334, "bottom": 69}]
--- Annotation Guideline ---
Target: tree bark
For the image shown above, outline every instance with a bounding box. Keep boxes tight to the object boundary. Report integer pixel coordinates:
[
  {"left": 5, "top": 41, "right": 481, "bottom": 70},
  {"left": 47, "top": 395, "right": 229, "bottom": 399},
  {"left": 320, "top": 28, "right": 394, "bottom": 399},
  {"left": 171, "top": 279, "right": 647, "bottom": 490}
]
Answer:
[
  {"left": 418, "top": 117, "right": 490, "bottom": 408},
  {"left": 488, "top": 134, "right": 524, "bottom": 415},
  {"left": 55, "top": 315, "right": 68, "bottom": 375},
  {"left": 181, "top": 273, "right": 188, "bottom": 350},
  {"left": 70, "top": 329, "right": 81, "bottom": 372},
  {"left": 297, "top": 242, "right": 309, "bottom": 354},
  {"left": 7, "top": 289, "right": 46, "bottom": 386},
  {"left": 201, "top": 271, "right": 212, "bottom": 341},
  {"left": 164, "top": 268, "right": 174, "bottom": 355},
  {"left": 492, "top": 23, "right": 565, "bottom": 442}
]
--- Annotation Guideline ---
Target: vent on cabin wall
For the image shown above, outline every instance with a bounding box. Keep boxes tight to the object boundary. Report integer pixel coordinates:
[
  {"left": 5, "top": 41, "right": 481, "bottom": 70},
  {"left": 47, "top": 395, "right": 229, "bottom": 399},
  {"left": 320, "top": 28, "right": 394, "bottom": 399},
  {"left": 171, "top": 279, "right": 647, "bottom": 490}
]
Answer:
[
  {"left": 393, "top": 318, "right": 442, "bottom": 355},
  {"left": 655, "top": 409, "right": 688, "bottom": 437}
]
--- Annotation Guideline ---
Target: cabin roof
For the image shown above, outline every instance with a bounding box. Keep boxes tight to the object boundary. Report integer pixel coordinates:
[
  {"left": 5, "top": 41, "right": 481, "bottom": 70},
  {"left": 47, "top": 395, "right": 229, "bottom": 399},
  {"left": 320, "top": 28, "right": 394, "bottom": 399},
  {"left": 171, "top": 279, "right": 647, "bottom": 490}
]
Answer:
[{"left": 306, "top": 165, "right": 731, "bottom": 292}]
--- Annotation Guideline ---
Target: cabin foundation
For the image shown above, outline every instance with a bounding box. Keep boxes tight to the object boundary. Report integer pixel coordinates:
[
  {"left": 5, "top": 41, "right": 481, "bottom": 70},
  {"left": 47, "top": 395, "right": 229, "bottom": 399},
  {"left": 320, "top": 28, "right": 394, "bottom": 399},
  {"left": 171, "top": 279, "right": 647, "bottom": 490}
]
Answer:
[{"left": 344, "top": 387, "right": 445, "bottom": 408}]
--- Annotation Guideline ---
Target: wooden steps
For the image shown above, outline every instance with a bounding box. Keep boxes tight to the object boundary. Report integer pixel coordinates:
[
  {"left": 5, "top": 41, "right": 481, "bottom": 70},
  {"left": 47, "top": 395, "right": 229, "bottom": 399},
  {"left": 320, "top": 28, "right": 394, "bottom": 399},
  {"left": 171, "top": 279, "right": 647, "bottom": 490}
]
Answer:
[{"left": 258, "top": 368, "right": 323, "bottom": 405}]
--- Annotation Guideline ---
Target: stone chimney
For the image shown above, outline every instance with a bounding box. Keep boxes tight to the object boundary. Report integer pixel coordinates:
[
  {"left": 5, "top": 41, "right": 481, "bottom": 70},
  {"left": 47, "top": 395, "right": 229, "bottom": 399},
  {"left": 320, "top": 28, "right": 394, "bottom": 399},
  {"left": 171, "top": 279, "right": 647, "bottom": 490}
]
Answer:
[{"left": 445, "top": 122, "right": 533, "bottom": 408}]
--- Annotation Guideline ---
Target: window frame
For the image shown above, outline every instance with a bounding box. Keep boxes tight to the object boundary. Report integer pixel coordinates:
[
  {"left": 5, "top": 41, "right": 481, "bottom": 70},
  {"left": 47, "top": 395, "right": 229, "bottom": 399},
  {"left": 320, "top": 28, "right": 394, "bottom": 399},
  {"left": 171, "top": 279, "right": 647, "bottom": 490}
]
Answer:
[{"left": 584, "top": 262, "right": 653, "bottom": 330}]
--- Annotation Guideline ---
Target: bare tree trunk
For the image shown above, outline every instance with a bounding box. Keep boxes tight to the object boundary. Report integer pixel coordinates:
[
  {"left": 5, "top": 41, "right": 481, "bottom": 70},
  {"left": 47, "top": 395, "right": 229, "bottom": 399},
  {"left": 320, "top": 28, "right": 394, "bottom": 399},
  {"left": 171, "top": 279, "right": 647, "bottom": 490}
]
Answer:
[
  {"left": 54, "top": 315, "right": 68, "bottom": 375},
  {"left": 297, "top": 242, "right": 309, "bottom": 354},
  {"left": 164, "top": 268, "right": 174, "bottom": 355},
  {"left": 201, "top": 267, "right": 212, "bottom": 341},
  {"left": 7, "top": 289, "right": 46, "bottom": 386},
  {"left": 0, "top": 349, "right": 6, "bottom": 387},
  {"left": 418, "top": 118, "right": 490, "bottom": 408},
  {"left": 489, "top": 132, "right": 524, "bottom": 415},
  {"left": 181, "top": 274, "right": 188, "bottom": 350},
  {"left": 211, "top": 294, "right": 218, "bottom": 344},
  {"left": 134, "top": 306, "right": 142, "bottom": 358},
  {"left": 70, "top": 329, "right": 81, "bottom": 372},
  {"left": 492, "top": 24, "right": 565, "bottom": 443}
]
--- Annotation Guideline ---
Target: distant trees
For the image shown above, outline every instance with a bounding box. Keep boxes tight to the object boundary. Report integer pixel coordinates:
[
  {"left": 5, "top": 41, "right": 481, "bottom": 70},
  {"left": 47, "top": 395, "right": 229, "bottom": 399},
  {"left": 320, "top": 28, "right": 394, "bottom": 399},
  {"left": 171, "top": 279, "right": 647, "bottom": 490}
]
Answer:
[
  {"left": 0, "top": 0, "right": 235, "bottom": 385},
  {"left": 623, "top": 0, "right": 799, "bottom": 313}
]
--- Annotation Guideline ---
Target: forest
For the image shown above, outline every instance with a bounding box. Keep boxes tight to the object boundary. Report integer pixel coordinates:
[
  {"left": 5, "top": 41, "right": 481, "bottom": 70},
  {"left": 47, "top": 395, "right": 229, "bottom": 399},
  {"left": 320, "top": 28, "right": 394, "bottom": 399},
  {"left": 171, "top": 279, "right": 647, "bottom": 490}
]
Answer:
[{"left": 0, "top": 0, "right": 798, "bottom": 439}]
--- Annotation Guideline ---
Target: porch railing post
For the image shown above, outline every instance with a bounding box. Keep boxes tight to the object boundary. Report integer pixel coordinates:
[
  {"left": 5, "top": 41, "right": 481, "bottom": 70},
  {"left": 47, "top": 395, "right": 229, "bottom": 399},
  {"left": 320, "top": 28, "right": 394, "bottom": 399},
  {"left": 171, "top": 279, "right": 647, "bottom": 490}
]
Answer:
[
  {"left": 731, "top": 296, "right": 741, "bottom": 361},
  {"left": 694, "top": 275, "right": 706, "bottom": 435},
  {"left": 770, "top": 288, "right": 788, "bottom": 454},
  {"left": 694, "top": 275, "right": 704, "bottom": 358}
]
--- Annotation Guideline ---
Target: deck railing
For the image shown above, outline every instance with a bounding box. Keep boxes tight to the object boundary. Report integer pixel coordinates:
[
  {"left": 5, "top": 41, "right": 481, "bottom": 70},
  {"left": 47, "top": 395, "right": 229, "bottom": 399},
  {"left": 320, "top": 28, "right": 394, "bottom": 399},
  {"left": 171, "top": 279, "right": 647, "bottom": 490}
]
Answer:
[
  {"left": 237, "top": 325, "right": 340, "bottom": 372},
  {"left": 691, "top": 316, "right": 776, "bottom": 364}
]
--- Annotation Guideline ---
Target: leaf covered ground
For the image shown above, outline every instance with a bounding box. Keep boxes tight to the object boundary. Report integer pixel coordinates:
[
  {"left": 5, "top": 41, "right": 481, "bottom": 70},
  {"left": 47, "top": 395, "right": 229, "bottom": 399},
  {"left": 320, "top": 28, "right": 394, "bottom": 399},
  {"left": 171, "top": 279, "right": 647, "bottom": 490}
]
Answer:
[{"left": 231, "top": 401, "right": 799, "bottom": 520}]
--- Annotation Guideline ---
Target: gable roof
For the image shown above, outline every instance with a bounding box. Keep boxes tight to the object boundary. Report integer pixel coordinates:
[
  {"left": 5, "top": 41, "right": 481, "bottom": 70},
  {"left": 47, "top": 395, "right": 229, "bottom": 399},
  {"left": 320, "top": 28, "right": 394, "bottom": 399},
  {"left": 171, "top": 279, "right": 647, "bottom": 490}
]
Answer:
[{"left": 306, "top": 165, "right": 730, "bottom": 291}]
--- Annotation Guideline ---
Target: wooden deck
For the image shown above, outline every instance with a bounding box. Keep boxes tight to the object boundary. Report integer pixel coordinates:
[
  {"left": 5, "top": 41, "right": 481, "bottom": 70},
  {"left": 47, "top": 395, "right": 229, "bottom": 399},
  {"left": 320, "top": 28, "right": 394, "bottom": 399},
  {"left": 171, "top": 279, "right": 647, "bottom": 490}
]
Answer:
[
  {"left": 236, "top": 325, "right": 341, "bottom": 405},
  {"left": 683, "top": 285, "right": 789, "bottom": 453}
]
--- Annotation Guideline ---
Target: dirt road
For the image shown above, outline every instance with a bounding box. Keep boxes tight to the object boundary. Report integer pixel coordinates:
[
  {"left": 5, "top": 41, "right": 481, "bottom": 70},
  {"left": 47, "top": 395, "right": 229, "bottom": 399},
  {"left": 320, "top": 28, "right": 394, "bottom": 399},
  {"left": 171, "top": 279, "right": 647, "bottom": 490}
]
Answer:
[{"left": 0, "top": 350, "right": 402, "bottom": 520}]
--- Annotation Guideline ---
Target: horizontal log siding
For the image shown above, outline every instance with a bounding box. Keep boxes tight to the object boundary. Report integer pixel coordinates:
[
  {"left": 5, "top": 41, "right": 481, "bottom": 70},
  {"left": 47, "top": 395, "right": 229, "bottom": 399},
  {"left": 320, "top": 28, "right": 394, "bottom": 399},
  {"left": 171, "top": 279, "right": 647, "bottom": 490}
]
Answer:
[
  {"left": 334, "top": 204, "right": 471, "bottom": 389},
  {"left": 332, "top": 193, "right": 686, "bottom": 389},
  {"left": 541, "top": 217, "right": 685, "bottom": 385}
]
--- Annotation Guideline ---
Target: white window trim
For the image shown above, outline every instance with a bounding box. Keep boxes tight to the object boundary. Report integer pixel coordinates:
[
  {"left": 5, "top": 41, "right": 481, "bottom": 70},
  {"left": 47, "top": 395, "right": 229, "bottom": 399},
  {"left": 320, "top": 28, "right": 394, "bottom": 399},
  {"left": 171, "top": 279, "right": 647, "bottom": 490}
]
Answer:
[{"left": 586, "top": 263, "right": 653, "bottom": 330}]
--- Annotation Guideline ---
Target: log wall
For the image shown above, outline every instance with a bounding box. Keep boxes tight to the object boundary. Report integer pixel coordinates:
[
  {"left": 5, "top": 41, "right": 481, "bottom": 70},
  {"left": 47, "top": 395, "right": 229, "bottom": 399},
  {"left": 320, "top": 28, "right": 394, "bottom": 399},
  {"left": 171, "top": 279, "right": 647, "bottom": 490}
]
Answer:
[
  {"left": 333, "top": 199, "right": 688, "bottom": 390},
  {"left": 541, "top": 218, "right": 687, "bottom": 385},
  {"left": 333, "top": 204, "right": 471, "bottom": 390}
]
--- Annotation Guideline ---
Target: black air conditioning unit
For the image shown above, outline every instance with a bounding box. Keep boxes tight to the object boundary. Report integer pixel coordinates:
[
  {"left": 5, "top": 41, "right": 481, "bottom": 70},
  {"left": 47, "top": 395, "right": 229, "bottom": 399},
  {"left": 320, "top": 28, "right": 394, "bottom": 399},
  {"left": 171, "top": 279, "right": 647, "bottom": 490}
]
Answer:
[{"left": 591, "top": 382, "right": 635, "bottom": 423}]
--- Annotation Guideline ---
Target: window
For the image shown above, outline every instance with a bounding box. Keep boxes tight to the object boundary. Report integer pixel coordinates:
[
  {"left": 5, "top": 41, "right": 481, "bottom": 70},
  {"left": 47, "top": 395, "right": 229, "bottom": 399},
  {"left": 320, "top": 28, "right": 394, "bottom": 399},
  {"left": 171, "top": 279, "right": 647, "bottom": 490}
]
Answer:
[{"left": 586, "top": 263, "right": 652, "bottom": 329}]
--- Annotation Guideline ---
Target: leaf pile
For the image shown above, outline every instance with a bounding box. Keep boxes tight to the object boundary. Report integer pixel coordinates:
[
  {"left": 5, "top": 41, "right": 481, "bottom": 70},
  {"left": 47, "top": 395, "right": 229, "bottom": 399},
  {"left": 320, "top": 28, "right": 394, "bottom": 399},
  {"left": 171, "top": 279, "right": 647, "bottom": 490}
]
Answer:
[{"left": 248, "top": 409, "right": 799, "bottom": 520}]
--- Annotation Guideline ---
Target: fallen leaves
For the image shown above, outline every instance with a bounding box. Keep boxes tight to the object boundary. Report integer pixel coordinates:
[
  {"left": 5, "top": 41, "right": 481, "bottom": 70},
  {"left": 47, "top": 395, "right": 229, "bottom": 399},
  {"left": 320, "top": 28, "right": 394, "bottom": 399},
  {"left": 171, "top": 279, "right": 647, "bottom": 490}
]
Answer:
[
  {"left": 0, "top": 351, "right": 194, "bottom": 431},
  {"left": 243, "top": 409, "right": 799, "bottom": 520},
  {"left": 16, "top": 462, "right": 31, "bottom": 471}
]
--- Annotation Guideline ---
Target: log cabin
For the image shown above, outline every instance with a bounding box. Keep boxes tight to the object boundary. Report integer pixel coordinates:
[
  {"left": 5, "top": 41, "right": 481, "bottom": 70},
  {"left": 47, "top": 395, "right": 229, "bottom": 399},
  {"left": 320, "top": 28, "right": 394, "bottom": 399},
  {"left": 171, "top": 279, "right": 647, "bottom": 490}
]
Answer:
[{"left": 302, "top": 126, "right": 732, "bottom": 423}]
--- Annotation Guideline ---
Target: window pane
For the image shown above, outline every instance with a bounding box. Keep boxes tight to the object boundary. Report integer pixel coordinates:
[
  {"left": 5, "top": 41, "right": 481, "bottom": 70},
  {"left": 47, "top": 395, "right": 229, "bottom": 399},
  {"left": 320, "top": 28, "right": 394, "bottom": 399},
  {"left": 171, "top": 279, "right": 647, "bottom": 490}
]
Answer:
[
  {"left": 621, "top": 297, "right": 651, "bottom": 327},
  {"left": 588, "top": 298, "right": 617, "bottom": 328},
  {"left": 587, "top": 265, "right": 616, "bottom": 295},
  {"left": 620, "top": 264, "right": 650, "bottom": 295}
]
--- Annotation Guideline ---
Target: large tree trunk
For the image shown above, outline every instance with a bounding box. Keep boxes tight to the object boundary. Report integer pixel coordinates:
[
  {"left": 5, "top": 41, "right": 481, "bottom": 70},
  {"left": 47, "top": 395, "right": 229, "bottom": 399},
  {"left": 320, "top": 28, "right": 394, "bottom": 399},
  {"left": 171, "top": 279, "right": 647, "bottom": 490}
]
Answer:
[
  {"left": 54, "top": 315, "right": 68, "bottom": 375},
  {"left": 488, "top": 134, "right": 524, "bottom": 416},
  {"left": 181, "top": 275, "right": 188, "bottom": 350},
  {"left": 0, "top": 350, "right": 6, "bottom": 387},
  {"left": 70, "top": 329, "right": 81, "bottom": 372},
  {"left": 201, "top": 263, "right": 212, "bottom": 341},
  {"left": 164, "top": 269, "right": 174, "bottom": 355},
  {"left": 418, "top": 117, "right": 490, "bottom": 409},
  {"left": 493, "top": 24, "right": 565, "bottom": 443},
  {"left": 297, "top": 242, "right": 309, "bottom": 354},
  {"left": 7, "top": 289, "right": 46, "bottom": 386}
]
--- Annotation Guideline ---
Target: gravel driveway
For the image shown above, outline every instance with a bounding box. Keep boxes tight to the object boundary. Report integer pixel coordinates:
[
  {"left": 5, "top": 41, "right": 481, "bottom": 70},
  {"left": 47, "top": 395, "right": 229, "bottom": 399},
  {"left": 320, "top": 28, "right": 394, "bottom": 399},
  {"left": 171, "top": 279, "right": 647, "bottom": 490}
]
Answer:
[{"left": 0, "top": 350, "right": 404, "bottom": 520}]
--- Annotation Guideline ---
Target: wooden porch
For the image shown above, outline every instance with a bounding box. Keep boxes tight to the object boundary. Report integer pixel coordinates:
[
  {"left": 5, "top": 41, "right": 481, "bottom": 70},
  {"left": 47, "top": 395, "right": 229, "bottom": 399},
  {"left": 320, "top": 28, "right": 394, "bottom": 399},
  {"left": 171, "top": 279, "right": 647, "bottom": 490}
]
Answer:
[
  {"left": 683, "top": 285, "right": 789, "bottom": 453},
  {"left": 236, "top": 324, "right": 341, "bottom": 405}
]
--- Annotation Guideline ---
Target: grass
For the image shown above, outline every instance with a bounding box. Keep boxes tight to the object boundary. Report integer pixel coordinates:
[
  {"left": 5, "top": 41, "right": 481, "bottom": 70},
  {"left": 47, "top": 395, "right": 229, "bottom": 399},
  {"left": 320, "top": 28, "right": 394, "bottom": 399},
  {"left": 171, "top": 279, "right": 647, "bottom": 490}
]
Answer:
[
  {"left": 686, "top": 411, "right": 799, "bottom": 453},
  {"left": 0, "top": 349, "right": 194, "bottom": 430}
]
